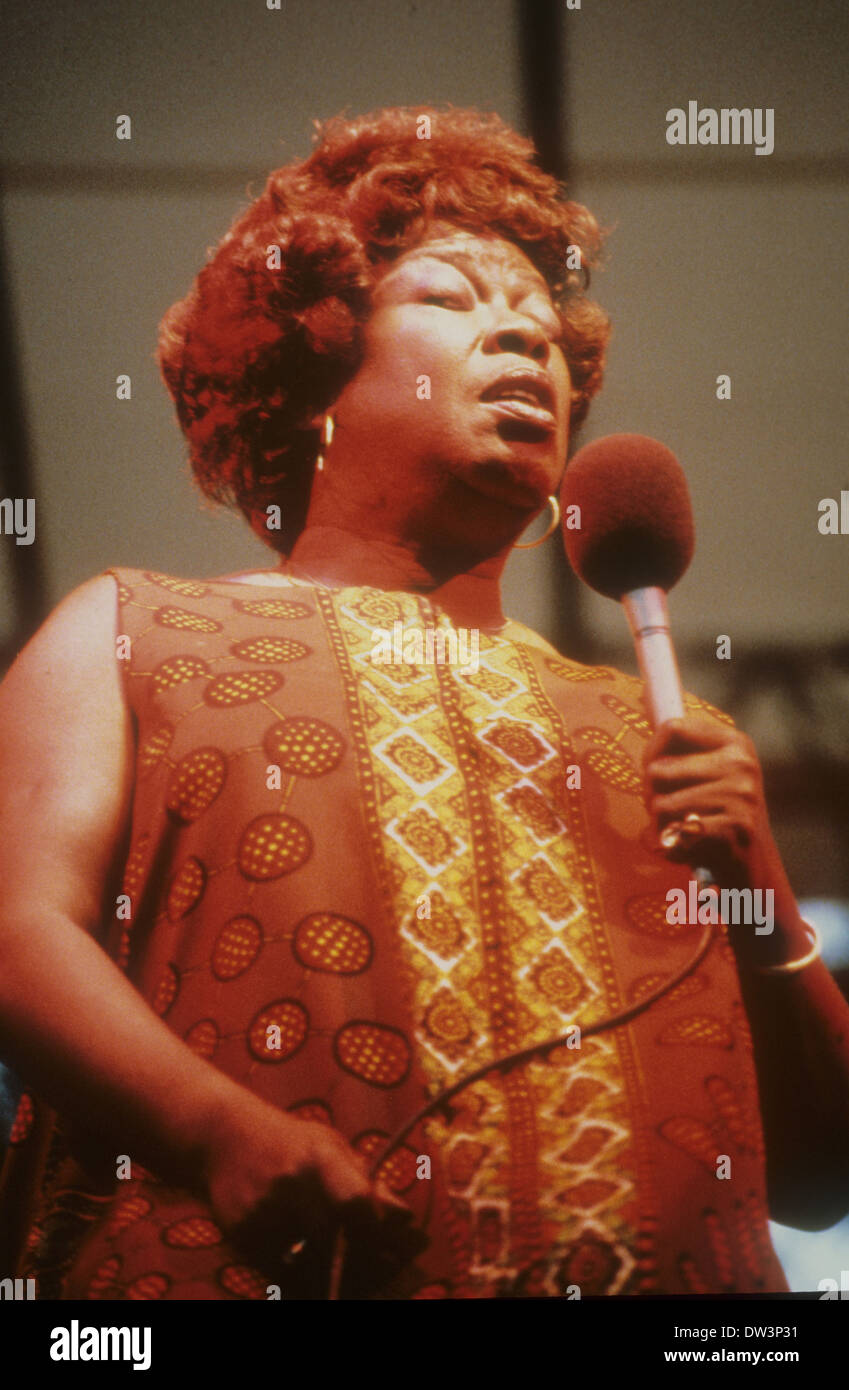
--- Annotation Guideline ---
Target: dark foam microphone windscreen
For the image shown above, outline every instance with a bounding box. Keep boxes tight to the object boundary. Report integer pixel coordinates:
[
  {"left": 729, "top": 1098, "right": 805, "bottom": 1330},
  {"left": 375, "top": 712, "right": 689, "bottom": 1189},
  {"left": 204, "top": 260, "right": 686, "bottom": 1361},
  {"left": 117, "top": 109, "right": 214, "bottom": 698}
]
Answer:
[{"left": 560, "top": 434, "right": 695, "bottom": 599}]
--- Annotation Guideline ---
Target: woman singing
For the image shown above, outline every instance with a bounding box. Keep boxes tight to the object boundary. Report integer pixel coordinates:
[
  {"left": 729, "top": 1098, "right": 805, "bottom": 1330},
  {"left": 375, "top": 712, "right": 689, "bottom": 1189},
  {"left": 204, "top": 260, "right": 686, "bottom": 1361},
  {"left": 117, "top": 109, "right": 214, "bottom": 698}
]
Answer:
[{"left": 0, "top": 105, "right": 847, "bottom": 1300}]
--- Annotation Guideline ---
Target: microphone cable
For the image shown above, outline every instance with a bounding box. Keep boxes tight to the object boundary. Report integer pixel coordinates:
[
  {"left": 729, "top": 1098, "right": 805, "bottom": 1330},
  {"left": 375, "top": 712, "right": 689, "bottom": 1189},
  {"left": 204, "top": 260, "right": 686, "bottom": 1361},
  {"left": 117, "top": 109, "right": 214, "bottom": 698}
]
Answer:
[{"left": 327, "top": 911, "right": 716, "bottom": 1298}]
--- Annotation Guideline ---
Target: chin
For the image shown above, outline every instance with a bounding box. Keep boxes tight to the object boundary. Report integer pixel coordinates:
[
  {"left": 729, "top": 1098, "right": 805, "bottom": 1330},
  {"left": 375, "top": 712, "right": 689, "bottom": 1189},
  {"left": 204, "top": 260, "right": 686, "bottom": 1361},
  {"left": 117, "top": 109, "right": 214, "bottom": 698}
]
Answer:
[{"left": 463, "top": 455, "right": 555, "bottom": 511}]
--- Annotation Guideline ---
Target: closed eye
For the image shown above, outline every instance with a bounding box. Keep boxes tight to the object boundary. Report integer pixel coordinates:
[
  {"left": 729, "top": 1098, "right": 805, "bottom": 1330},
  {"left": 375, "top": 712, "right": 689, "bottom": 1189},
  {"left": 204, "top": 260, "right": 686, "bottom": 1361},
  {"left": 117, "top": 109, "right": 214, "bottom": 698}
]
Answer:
[{"left": 421, "top": 292, "right": 468, "bottom": 307}]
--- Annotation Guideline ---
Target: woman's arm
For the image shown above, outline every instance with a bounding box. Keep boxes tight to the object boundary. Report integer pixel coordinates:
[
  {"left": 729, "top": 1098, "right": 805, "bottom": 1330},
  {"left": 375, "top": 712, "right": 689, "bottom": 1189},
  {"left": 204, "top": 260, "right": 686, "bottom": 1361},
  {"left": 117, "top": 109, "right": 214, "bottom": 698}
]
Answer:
[
  {"left": 0, "top": 576, "right": 234, "bottom": 1179},
  {"left": 0, "top": 577, "right": 417, "bottom": 1277},
  {"left": 645, "top": 716, "right": 849, "bottom": 1230}
]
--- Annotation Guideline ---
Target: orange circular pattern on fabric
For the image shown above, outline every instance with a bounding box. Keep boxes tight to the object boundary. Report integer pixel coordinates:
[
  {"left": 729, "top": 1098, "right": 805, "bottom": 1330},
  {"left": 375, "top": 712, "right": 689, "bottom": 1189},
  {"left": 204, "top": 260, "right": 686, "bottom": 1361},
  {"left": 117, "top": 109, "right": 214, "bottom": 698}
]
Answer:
[
  {"left": 234, "top": 597, "right": 311, "bottom": 620},
  {"left": 153, "top": 964, "right": 180, "bottom": 1016},
  {"left": 127, "top": 1272, "right": 171, "bottom": 1300},
  {"left": 424, "top": 989, "right": 473, "bottom": 1046},
  {"left": 248, "top": 999, "right": 309, "bottom": 1062},
  {"left": 352, "top": 1130, "right": 387, "bottom": 1163},
  {"left": 627, "top": 972, "right": 670, "bottom": 1004},
  {"left": 292, "top": 913, "right": 373, "bottom": 975},
  {"left": 379, "top": 1146, "right": 419, "bottom": 1193},
  {"left": 483, "top": 720, "right": 546, "bottom": 766},
  {"left": 703, "top": 1208, "right": 736, "bottom": 1285},
  {"left": 348, "top": 593, "right": 406, "bottom": 626},
  {"left": 106, "top": 1194, "right": 152, "bottom": 1235},
  {"left": 166, "top": 746, "right": 228, "bottom": 822},
  {"left": 384, "top": 734, "right": 444, "bottom": 785},
  {"left": 705, "top": 1075, "right": 751, "bottom": 1149},
  {"left": 230, "top": 636, "right": 310, "bottom": 664},
  {"left": 138, "top": 724, "right": 174, "bottom": 777},
  {"left": 408, "top": 892, "right": 466, "bottom": 958},
  {"left": 684, "top": 693, "right": 735, "bottom": 726},
  {"left": 88, "top": 1255, "right": 123, "bottom": 1298},
  {"left": 601, "top": 693, "right": 653, "bottom": 738},
  {"left": 658, "top": 1016, "right": 734, "bottom": 1049},
  {"left": 503, "top": 784, "right": 560, "bottom": 841},
  {"left": 625, "top": 893, "right": 695, "bottom": 940},
  {"left": 666, "top": 974, "right": 709, "bottom": 1004},
  {"left": 9, "top": 1092, "right": 34, "bottom": 1145},
  {"left": 659, "top": 1116, "right": 720, "bottom": 1167},
  {"left": 153, "top": 655, "right": 210, "bottom": 691},
  {"left": 530, "top": 948, "right": 587, "bottom": 1010},
  {"left": 166, "top": 856, "right": 207, "bottom": 919},
  {"left": 163, "top": 1217, "right": 223, "bottom": 1249},
  {"left": 546, "top": 657, "right": 613, "bottom": 682},
  {"left": 218, "top": 1264, "right": 269, "bottom": 1299},
  {"left": 184, "top": 1018, "right": 220, "bottom": 1059},
  {"left": 237, "top": 814, "right": 312, "bottom": 881},
  {"left": 156, "top": 606, "right": 222, "bottom": 634},
  {"left": 287, "top": 1098, "right": 333, "bottom": 1125},
  {"left": 585, "top": 745, "right": 642, "bottom": 794},
  {"left": 263, "top": 717, "right": 345, "bottom": 777},
  {"left": 396, "top": 808, "right": 456, "bottom": 867},
  {"left": 333, "top": 1021, "right": 411, "bottom": 1088},
  {"left": 518, "top": 859, "right": 577, "bottom": 921},
  {"left": 353, "top": 1130, "right": 418, "bottom": 1191},
  {"left": 145, "top": 572, "right": 210, "bottom": 598},
  {"left": 212, "top": 915, "right": 263, "bottom": 980},
  {"left": 204, "top": 669, "right": 283, "bottom": 707}
]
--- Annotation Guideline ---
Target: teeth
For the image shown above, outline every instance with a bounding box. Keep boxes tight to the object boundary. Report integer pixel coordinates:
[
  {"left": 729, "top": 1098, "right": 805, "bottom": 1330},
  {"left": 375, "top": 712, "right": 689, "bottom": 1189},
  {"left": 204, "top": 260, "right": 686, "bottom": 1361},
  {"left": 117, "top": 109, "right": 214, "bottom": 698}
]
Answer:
[{"left": 498, "top": 391, "right": 539, "bottom": 405}]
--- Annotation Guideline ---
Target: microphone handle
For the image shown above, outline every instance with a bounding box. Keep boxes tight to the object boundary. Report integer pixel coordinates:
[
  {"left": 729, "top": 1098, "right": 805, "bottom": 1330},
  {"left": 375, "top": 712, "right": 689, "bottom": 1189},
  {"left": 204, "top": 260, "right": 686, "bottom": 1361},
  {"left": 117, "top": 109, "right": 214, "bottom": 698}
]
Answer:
[
  {"left": 621, "top": 586, "right": 684, "bottom": 726},
  {"left": 621, "top": 586, "right": 713, "bottom": 891}
]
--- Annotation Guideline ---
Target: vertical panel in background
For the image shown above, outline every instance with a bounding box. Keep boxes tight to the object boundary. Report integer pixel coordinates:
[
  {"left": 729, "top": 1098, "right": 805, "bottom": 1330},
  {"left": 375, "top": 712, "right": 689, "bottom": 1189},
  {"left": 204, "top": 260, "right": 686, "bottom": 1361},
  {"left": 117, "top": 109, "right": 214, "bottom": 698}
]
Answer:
[{"left": 0, "top": 200, "right": 46, "bottom": 664}]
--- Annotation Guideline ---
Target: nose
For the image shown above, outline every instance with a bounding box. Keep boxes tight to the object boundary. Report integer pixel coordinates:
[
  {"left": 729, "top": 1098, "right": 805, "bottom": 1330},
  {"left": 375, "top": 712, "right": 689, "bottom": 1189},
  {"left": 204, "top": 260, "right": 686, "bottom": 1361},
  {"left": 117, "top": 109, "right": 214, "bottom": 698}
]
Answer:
[{"left": 483, "top": 306, "right": 551, "bottom": 363}]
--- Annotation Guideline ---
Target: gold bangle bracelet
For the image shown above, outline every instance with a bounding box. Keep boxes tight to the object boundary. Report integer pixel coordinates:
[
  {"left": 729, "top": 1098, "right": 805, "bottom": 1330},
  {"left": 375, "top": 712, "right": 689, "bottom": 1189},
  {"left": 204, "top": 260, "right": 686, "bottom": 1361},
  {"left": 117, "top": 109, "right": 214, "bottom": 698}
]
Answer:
[{"left": 751, "top": 921, "right": 822, "bottom": 976}]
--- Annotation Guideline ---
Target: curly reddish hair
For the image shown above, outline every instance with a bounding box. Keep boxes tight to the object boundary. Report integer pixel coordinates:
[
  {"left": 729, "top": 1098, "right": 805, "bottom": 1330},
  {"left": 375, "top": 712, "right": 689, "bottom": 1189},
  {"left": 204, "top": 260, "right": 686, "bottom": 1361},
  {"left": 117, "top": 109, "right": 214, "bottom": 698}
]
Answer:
[{"left": 158, "top": 104, "right": 611, "bottom": 554}]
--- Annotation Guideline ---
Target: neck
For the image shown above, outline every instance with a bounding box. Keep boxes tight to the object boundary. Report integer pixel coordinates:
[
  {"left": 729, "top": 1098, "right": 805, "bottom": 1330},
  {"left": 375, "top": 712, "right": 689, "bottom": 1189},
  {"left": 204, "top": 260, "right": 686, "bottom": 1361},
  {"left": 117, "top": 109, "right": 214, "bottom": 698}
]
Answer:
[{"left": 285, "top": 525, "right": 509, "bottom": 631}]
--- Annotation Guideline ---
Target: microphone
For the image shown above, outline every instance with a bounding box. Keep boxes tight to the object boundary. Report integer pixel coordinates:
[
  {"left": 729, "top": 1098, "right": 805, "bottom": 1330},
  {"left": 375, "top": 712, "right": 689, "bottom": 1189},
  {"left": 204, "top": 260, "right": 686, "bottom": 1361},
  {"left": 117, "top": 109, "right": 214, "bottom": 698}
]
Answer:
[
  {"left": 561, "top": 433, "right": 710, "bottom": 869},
  {"left": 560, "top": 433, "right": 694, "bottom": 727}
]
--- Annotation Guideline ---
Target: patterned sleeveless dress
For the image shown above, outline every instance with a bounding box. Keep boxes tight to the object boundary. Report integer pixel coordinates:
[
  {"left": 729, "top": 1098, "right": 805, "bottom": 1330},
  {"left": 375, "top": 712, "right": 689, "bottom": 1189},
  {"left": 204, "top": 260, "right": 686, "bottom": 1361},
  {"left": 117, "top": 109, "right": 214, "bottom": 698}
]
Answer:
[{"left": 0, "top": 567, "right": 788, "bottom": 1298}]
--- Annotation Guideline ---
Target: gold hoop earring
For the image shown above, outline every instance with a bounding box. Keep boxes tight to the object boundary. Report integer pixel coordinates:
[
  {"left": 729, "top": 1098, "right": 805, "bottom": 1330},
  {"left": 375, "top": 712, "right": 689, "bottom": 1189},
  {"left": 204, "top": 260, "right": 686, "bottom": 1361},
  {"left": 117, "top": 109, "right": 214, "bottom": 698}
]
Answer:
[
  {"left": 514, "top": 494, "right": 561, "bottom": 549},
  {"left": 315, "top": 414, "right": 335, "bottom": 473}
]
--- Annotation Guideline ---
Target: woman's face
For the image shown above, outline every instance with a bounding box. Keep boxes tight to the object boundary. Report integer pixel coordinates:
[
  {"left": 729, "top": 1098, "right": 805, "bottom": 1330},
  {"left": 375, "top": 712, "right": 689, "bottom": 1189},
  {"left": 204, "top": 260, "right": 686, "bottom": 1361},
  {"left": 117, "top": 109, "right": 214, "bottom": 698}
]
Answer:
[{"left": 328, "top": 226, "right": 573, "bottom": 514}]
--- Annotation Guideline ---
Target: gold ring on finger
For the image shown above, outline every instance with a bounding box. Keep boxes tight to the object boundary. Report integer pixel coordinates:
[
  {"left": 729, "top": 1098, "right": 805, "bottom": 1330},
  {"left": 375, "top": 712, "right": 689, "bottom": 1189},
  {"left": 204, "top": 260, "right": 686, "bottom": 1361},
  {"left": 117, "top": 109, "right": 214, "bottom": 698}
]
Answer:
[{"left": 679, "top": 812, "right": 705, "bottom": 840}]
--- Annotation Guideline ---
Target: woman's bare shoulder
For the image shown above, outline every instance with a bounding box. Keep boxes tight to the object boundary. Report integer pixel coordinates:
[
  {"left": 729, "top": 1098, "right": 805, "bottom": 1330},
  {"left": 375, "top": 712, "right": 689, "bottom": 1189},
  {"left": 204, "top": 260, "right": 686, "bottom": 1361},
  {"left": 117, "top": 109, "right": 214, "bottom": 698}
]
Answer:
[
  {"left": 5, "top": 573, "right": 122, "bottom": 677},
  {"left": 0, "top": 575, "right": 135, "bottom": 921},
  {"left": 0, "top": 573, "right": 129, "bottom": 754}
]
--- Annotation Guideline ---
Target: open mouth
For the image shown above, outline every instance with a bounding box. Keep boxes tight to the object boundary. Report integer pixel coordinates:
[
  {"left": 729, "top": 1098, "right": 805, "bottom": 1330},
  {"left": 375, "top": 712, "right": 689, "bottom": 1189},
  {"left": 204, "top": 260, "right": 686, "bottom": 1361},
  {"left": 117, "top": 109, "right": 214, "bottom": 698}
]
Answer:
[
  {"left": 483, "top": 398, "right": 556, "bottom": 434},
  {"left": 480, "top": 371, "right": 557, "bottom": 434}
]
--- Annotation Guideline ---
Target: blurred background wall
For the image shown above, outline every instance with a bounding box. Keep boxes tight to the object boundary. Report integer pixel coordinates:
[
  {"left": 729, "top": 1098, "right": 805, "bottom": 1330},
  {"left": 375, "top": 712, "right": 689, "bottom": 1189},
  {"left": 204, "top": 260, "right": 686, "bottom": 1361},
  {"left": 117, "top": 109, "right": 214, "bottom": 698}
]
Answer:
[{"left": 1, "top": 0, "right": 847, "bottom": 1286}]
